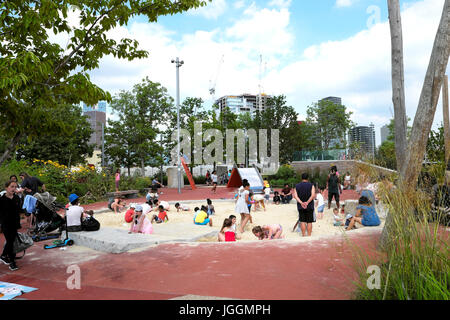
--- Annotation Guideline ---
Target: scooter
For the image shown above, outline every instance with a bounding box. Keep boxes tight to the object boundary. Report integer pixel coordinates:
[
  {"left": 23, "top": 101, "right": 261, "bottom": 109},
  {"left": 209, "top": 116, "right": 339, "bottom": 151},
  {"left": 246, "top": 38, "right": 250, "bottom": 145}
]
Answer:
[{"left": 44, "top": 214, "right": 74, "bottom": 249}]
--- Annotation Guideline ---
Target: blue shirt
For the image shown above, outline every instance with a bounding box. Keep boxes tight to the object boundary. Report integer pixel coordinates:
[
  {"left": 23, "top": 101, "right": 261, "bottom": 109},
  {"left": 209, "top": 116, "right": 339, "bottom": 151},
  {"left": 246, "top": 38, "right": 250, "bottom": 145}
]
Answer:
[{"left": 357, "top": 204, "right": 380, "bottom": 226}]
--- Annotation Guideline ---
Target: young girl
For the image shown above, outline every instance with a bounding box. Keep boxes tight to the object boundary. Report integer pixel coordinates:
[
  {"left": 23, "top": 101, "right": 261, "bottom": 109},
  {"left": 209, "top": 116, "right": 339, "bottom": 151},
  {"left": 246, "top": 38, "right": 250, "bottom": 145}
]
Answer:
[
  {"left": 109, "top": 196, "right": 126, "bottom": 214},
  {"left": 206, "top": 198, "right": 215, "bottom": 215},
  {"left": 218, "top": 218, "right": 236, "bottom": 242},
  {"left": 193, "top": 205, "right": 213, "bottom": 226},
  {"left": 263, "top": 186, "right": 271, "bottom": 205},
  {"left": 211, "top": 171, "right": 218, "bottom": 193},
  {"left": 129, "top": 205, "right": 153, "bottom": 234},
  {"left": 151, "top": 205, "right": 169, "bottom": 224},
  {"left": 315, "top": 187, "right": 325, "bottom": 219},
  {"left": 115, "top": 169, "right": 121, "bottom": 192},
  {"left": 252, "top": 225, "right": 283, "bottom": 240},
  {"left": 235, "top": 182, "right": 252, "bottom": 233}
]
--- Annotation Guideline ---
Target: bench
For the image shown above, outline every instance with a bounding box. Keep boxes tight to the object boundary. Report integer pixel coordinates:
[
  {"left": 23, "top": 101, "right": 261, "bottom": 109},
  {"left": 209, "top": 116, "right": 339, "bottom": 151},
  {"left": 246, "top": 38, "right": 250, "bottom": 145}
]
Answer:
[{"left": 105, "top": 190, "right": 140, "bottom": 199}]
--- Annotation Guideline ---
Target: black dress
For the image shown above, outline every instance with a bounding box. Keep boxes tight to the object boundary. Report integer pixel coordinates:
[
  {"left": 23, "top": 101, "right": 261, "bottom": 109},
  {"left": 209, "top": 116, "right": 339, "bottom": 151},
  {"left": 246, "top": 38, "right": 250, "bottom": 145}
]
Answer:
[{"left": 0, "top": 193, "right": 22, "bottom": 261}]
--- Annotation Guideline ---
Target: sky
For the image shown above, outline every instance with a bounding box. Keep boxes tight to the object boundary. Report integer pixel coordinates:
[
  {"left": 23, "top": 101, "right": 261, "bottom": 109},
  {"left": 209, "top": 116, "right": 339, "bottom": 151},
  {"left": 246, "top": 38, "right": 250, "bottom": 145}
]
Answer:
[{"left": 61, "top": 0, "right": 449, "bottom": 147}]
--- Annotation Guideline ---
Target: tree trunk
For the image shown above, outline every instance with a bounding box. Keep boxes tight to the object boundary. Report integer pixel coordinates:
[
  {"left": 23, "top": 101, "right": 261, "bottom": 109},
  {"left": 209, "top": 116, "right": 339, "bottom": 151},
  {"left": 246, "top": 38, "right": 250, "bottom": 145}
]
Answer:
[
  {"left": 388, "top": 0, "right": 408, "bottom": 173},
  {"left": 141, "top": 158, "right": 145, "bottom": 177},
  {"left": 400, "top": 0, "right": 450, "bottom": 191},
  {"left": 443, "top": 75, "right": 450, "bottom": 175},
  {"left": 0, "top": 132, "right": 23, "bottom": 165}
]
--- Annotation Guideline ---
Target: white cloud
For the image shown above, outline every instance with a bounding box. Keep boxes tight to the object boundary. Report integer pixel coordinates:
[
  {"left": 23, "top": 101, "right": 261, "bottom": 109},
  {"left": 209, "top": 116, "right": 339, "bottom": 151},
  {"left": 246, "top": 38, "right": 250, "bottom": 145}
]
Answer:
[
  {"left": 268, "top": 0, "right": 292, "bottom": 8},
  {"left": 187, "top": 0, "right": 228, "bottom": 20},
  {"left": 335, "top": 0, "right": 357, "bottom": 8}
]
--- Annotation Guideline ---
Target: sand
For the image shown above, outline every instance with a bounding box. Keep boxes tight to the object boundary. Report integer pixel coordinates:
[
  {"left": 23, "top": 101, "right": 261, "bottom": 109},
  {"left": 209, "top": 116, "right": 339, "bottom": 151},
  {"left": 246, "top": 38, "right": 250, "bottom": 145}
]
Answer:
[{"left": 95, "top": 200, "right": 386, "bottom": 242}]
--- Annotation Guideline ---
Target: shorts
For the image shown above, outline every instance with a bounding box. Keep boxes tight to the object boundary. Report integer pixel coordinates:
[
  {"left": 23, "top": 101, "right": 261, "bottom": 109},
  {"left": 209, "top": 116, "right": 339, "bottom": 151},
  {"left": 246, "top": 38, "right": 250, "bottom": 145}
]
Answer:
[
  {"left": 361, "top": 218, "right": 380, "bottom": 227},
  {"left": 298, "top": 208, "right": 314, "bottom": 223},
  {"left": 317, "top": 204, "right": 324, "bottom": 213},
  {"left": 264, "top": 195, "right": 270, "bottom": 201},
  {"left": 195, "top": 218, "right": 210, "bottom": 226},
  {"left": 334, "top": 221, "right": 343, "bottom": 227},
  {"left": 328, "top": 192, "right": 340, "bottom": 203}
]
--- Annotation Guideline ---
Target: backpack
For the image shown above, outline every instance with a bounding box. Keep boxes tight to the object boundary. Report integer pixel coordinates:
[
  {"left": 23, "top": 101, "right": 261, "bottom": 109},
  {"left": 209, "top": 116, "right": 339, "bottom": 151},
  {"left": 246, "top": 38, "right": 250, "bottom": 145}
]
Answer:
[{"left": 82, "top": 217, "right": 100, "bottom": 231}]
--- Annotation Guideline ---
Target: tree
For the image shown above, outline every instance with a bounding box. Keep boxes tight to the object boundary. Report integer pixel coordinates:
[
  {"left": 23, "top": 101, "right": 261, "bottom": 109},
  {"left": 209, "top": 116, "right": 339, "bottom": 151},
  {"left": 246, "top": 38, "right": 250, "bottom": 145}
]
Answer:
[
  {"left": 305, "top": 99, "right": 354, "bottom": 151},
  {"left": 0, "top": 0, "right": 209, "bottom": 165},
  {"left": 15, "top": 104, "right": 94, "bottom": 167},
  {"left": 104, "top": 77, "right": 174, "bottom": 175}
]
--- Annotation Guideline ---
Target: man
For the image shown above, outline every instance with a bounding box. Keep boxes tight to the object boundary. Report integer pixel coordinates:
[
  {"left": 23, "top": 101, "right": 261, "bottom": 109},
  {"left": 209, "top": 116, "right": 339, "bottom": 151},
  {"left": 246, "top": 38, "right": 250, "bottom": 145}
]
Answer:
[
  {"left": 151, "top": 178, "right": 164, "bottom": 192},
  {"left": 326, "top": 168, "right": 341, "bottom": 210},
  {"left": 292, "top": 173, "right": 316, "bottom": 237},
  {"left": 18, "top": 172, "right": 45, "bottom": 196}
]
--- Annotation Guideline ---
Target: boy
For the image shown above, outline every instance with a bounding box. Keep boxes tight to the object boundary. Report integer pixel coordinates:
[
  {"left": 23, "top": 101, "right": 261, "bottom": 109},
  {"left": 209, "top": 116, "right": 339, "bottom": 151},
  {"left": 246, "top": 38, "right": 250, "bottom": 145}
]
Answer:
[
  {"left": 315, "top": 187, "right": 325, "bottom": 219},
  {"left": 333, "top": 208, "right": 345, "bottom": 226},
  {"left": 273, "top": 191, "right": 281, "bottom": 205},
  {"left": 175, "top": 202, "right": 190, "bottom": 212},
  {"left": 151, "top": 205, "right": 169, "bottom": 224}
]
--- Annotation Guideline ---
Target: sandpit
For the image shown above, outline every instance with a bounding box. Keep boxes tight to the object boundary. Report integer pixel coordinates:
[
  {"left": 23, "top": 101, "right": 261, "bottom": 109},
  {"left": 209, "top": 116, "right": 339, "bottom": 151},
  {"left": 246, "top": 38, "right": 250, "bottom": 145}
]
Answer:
[{"left": 95, "top": 200, "right": 386, "bottom": 243}]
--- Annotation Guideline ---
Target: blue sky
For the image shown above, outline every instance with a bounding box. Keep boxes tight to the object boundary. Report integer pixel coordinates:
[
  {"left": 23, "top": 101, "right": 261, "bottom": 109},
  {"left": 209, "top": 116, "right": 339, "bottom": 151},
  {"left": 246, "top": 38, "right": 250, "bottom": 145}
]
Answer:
[{"left": 78, "top": 0, "right": 448, "bottom": 146}]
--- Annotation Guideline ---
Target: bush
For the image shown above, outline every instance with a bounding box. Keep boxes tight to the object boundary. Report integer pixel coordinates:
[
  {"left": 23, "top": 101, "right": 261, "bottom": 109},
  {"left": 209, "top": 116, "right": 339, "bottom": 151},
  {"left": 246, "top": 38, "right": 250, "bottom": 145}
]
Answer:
[{"left": 274, "top": 164, "right": 296, "bottom": 180}]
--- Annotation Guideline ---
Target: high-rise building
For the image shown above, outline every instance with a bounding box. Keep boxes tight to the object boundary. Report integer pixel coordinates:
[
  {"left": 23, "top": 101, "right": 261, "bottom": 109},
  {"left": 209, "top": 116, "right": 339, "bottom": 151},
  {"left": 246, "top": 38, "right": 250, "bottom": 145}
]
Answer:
[
  {"left": 320, "top": 96, "right": 342, "bottom": 106},
  {"left": 81, "top": 101, "right": 107, "bottom": 149},
  {"left": 215, "top": 93, "right": 272, "bottom": 116},
  {"left": 348, "top": 123, "right": 376, "bottom": 157},
  {"left": 380, "top": 124, "right": 390, "bottom": 144},
  {"left": 319, "top": 96, "right": 345, "bottom": 149}
]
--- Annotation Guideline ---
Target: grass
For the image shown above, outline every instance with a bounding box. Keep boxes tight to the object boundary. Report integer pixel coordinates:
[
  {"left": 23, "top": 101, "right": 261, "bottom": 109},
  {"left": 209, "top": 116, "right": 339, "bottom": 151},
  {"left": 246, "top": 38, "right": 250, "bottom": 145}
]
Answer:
[{"left": 352, "top": 175, "right": 449, "bottom": 300}]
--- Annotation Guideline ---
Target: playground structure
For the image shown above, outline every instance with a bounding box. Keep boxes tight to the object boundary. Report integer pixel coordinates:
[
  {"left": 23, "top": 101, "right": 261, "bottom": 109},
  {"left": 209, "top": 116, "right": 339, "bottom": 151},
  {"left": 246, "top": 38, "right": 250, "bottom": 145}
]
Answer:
[{"left": 227, "top": 165, "right": 265, "bottom": 193}]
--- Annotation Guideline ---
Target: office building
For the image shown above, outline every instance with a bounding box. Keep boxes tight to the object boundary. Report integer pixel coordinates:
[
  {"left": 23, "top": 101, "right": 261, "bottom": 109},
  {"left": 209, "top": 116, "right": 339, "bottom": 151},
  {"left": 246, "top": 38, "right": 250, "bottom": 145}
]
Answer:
[
  {"left": 380, "top": 124, "right": 390, "bottom": 144},
  {"left": 319, "top": 96, "right": 345, "bottom": 149},
  {"left": 348, "top": 123, "right": 376, "bottom": 157},
  {"left": 215, "top": 93, "right": 272, "bottom": 116},
  {"left": 320, "top": 96, "right": 342, "bottom": 106},
  {"left": 81, "top": 101, "right": 107, "bottom": 149}
]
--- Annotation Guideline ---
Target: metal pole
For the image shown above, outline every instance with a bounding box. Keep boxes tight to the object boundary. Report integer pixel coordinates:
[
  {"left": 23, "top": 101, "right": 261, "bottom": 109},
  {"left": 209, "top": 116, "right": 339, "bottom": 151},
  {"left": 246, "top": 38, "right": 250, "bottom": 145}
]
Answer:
[
  {"left": 172, "top": 57, "right": 184, "bottom": 194},
  {"left": 101, "top": 122, "right": 105, "bottom": 168}
]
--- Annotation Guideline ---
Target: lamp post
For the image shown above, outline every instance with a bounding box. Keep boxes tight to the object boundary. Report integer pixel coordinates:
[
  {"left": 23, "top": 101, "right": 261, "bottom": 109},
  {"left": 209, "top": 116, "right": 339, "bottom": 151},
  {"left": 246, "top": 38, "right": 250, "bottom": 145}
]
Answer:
[{"left": 171, "top": 57, "right": 184, "bottom": 194}]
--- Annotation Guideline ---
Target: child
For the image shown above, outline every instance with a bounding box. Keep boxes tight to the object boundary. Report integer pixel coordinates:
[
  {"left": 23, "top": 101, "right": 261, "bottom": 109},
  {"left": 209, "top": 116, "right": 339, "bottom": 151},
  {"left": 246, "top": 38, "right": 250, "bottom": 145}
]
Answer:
[
  {"left": 81, "top": 210, "right": 100, "bottom": 231},
  {"left": 153, "top": 198, "right": 170, "bottom": 211},
  {"left": 151, "top": 205, "right": 169, "bottom": 224},
  {"left": 175, "top": 202, "right": 190, "bottom": 212},
  {"left": 315, "top": 188, "right": 325, "bottom": 220},
  {"left": 340, "top": 204, "right": 346, "bottom": 215},
  {"left": 193, "top": 205, "right": 213, "bottom": 226},
  {"left": 228, "top": 214, "right": 242, "bottom": 240},
  {"left": 129, "top": 205, "right": 153, "bottom": 234},
  {"left": 124, "top": 203, "right": 136, "bottom": 223},
  {"left": 264, "top": 186, "right": 271, "bottom": 204},
  {"left": 333, "top": 208, "right": 345, "bottom": 226},
  {"left": 252, "top": 225, "right": 283, "bottom": 240},
  {"left": 146, "top": 188, "right": 158, "bottom": 205},
  {"left": 211, "top": 171, "right": 218, "bottom": 193},
  {"left": 108, "top": 196, "right": 126, "bottom": 214},
  {"left": 273, "top": 191, "right": 281, "bottom": 205},
  {"left": 235, "top": 182, "right": 252, "bottom": 233},
  {"left": 253, "top": 194, "right": 266, "bottom": 211},
  {"left": 206, "top": 198, "right": 215, "bottom": 215},
  {"left": 218, "top": 218, "right": 236, "bottom": 242}
]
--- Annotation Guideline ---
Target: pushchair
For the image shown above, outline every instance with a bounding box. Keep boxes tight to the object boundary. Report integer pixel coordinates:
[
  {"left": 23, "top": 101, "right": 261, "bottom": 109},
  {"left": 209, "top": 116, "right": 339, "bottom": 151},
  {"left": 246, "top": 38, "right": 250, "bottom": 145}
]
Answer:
[{"left": 25, "top": 192, "right": 65, "bottom": 242}]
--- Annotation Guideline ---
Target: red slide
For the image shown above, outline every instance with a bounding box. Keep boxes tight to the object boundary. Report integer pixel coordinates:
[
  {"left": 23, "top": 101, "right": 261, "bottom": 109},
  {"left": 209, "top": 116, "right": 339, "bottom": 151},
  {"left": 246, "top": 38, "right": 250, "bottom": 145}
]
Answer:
[{"left": 181, "top": 157, "right": 196, "bottom": 190}]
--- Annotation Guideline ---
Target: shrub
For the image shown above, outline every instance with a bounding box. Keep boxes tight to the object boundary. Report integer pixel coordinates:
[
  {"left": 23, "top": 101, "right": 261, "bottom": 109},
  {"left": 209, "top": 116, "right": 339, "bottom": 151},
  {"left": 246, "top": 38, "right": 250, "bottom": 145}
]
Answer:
[{"left": 275, "top": 164, "right": 296, "bottom": 180}]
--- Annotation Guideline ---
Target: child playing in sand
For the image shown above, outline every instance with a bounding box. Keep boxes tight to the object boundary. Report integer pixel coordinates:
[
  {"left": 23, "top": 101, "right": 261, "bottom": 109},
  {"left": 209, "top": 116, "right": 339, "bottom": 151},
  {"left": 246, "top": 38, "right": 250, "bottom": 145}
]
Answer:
[
  {"left": 174, "top": 202, "right": 190, "bottom": 212},
  {"left": 228, "top": 215, "right": 242, "bottom": 240},
  {"left": 253, "top": 194, "right": 266, "bottom": 211},
  {"left": 263, "top": 186, "right": 271, "bottom": 204},
  {"left": 194, "top": 205, "right": 213, "bottom": 226},
  {"left": 151, "top": 205, "right": 169, "bottom": 224},
  {"left": 124, "top": 203, "right": 136, "bottom": 223},
  {"left": 235, "top": 181, "right": 252, "bottom": 233},
  {"left": 333, "top": 208, "right": 345, "bottom": 226},
  {"left": 206, "top": 198, "right": 215, "bottom": 215},
  {"left": 315, "top": 187, "right": 325, "bottom": 219},
  {"left": 346, "top": 196, "right": 381, "bottom": 231},
  {"left": 252, "top": 225, "right": 283, "bottom": 240},
  {"left": 218, "top": 218, "right": 236, "bottom": 242},
  {"left": 146, "top": 188, "right": 159, "bottom": 205},
  {"left": 129, "top": 205, "right": 153, "bottom": 234},
  {"left": 273, "top": 191, "right": 281, "bottom": 205},
  {"left": 152, "top": 198, "right": 170, "bottom": 211}
]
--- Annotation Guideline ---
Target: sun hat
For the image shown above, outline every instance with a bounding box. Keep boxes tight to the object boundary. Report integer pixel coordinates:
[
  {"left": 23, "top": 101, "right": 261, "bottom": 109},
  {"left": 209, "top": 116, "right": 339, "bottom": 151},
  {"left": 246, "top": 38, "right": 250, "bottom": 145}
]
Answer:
[
  {"left": 130, "top": 203, "right": 136, "bottom": 209},
  {"left": 135, "top": 205, "right": 143, "bottom": 212},
  {"left": 68, "top": 193, "right": 79, "bottom": 203}
]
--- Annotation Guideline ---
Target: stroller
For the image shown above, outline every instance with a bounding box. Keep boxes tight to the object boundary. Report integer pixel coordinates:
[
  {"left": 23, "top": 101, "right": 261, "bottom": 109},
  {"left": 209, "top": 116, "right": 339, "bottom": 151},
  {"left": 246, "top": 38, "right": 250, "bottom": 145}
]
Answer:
[{"left": 26, "top": 192, "right": 65, "bottom": 242}]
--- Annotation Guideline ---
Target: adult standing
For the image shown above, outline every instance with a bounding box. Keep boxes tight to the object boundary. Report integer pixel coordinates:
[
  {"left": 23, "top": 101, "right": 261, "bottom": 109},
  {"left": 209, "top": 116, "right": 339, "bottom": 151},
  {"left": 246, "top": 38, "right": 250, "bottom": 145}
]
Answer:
[
  {"left": 115, "top": 169, "right": 121, "bottom": 192},
  {"left": 326, "top": 168, "right": 341, "bottom": 210},
  {"left": 18, "top": 172, "right": 45, "bottom": 196},
  {"left": 0, "top": 180, "right": 23, "bottom": 271},
  {"left": 235, "top": 181, "right": 252, "bottom": 233},
  {"left": 293, "top": 173, "right": 316, "bottom": 237},
  {"left": 280, "top": 184, "right": 293, "bottom": 204}
]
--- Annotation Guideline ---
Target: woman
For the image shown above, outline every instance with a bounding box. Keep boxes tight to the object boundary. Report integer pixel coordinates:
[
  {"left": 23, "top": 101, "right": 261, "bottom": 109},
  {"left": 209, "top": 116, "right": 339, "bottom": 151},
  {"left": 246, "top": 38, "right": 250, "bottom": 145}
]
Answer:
[
  {"left": 0, "top": 180, "right": 23, "bottom": 271},
  {"left": 235, "top": 181, "right": 252, "bottom": 233},
  {"left": 129, "top": 205, "right": 153, "bottom": 234}
]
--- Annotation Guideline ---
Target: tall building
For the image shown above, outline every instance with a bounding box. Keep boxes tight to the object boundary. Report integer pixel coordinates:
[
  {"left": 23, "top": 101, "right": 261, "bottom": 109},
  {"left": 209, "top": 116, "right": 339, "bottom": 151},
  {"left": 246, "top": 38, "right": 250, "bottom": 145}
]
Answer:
[
  {"left": 319, "top": 96, "right": 345, "bottom": 149},
  {"left": 380, "top": 124, "right": 390, "bottom": 144},
  {"left": 215, "top": 93, "right": 272, "bottom": 116},
  {"left": 320, "top": 96, "right": 342, "bottom": 106},
  {"left": 81, "top": 101, "right": 107, "bottom": 149},
  {"left": 348, "top": 123, "right": 376, "bottom": 157}
]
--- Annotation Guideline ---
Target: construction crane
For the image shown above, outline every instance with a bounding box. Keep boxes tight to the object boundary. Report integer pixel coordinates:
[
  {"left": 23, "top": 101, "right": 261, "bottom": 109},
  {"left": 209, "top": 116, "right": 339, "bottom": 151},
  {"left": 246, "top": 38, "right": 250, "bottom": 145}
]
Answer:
[
  {"left": 258, "top": 54, "right": 267, "bottom": 112},
  {"left": 209, "top": 54, "right": 225, "bottom": 104}
]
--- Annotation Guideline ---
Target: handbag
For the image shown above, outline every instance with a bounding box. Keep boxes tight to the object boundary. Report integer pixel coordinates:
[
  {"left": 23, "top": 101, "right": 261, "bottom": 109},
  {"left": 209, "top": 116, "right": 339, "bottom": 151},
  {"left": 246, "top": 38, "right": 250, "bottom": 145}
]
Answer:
[{"left": 13, "top": 232, "right": 34, "bottom": 257}]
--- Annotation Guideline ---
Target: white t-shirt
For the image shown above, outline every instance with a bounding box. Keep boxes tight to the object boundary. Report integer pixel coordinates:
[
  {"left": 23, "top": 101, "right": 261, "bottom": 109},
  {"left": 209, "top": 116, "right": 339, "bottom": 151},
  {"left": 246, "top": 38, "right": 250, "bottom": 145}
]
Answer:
[
  {"left": 316, "top": 193, "right": 324, "bottom": 207},
  {"left": 141, "top": 203, "right": 152, "bottom": 215},
  {"left": 66, "top": 205, "right": 84, "bottom": 227},
  {"left": 264, "top": 188, "right": 271, "bottom": 196},
  {"left": 333, "top": 214, "right": 341, "bottom": 223},
  {"left": 211, "top": 174, "right": 217, "bottom": 183}
]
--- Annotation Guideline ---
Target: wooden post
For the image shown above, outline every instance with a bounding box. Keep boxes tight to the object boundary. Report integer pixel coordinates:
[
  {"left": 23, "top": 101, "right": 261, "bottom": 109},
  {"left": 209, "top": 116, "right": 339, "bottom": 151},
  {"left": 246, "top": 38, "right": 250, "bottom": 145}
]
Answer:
[{"left": 443, "top": 75, "right": 450, "bottom": 183}]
